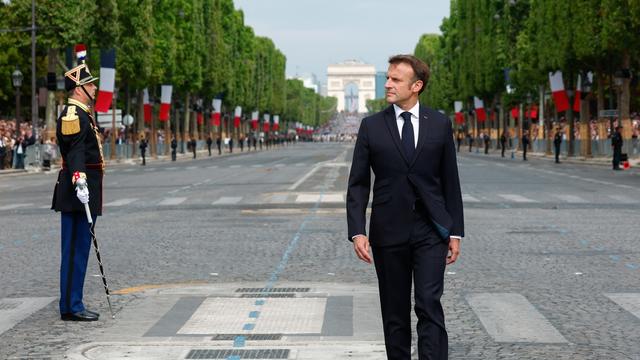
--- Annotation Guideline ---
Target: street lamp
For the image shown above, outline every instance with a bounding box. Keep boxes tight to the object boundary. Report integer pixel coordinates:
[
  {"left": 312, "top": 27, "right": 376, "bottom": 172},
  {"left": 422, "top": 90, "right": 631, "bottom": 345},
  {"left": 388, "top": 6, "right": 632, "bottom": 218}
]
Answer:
[{"left": 12, "top": 67, "right": 23, "bottom": 131}]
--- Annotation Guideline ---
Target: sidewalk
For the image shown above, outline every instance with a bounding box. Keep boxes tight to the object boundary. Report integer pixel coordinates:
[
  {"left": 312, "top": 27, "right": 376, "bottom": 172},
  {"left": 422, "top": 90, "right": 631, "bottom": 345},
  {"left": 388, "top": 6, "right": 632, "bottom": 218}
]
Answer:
[
  {"left": 0, "top": 146, "right": 279, "bottom": 177},
  {"left": 461, "top": 146, "right": 640, "bottom": 169}
]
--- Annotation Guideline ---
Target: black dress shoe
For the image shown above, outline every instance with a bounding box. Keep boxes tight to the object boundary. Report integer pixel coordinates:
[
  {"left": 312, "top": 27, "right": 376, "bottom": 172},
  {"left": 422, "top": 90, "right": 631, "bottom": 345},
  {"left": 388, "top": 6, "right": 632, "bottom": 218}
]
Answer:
[
  {"left": 61, "top": 310, "right": 99, "bottom": 321},
  {"left": 85, "top": 309, "right": 100, "bottom": 318}
]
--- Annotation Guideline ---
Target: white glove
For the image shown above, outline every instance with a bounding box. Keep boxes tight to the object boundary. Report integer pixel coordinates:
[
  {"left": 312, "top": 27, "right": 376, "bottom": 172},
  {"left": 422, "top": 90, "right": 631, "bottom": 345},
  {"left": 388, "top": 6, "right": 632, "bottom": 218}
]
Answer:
[{"left": 76, "top": 185, "right": 90, "bottom": 204}]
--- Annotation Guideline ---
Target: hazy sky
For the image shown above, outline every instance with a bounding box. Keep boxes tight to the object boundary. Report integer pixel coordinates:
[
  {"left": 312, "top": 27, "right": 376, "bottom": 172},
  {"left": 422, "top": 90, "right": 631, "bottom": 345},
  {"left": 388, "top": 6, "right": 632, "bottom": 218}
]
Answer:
[{"left": 234, "top": 0, "right": 450, "bottom": 83}]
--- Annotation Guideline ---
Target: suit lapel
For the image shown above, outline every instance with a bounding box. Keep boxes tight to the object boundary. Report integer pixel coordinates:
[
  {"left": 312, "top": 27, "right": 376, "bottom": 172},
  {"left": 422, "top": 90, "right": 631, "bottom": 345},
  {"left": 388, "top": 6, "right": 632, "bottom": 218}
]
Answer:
[
  {"left": 409, "top": 106, "right": 429, "bottom": 168},
  {"left": 383, "top": 105, "right": 410, "bottom": 164}
]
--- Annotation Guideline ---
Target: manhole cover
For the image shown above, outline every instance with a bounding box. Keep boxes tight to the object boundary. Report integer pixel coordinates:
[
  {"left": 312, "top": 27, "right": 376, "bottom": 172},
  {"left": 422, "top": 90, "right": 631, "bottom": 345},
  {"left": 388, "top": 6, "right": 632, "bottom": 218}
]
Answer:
[
  {"left": 185, "top": 349, "right": 290, "bottom": 359},
  {"left": 240, "top": 293, "right": 295, "bottom": 298},
  {"left": 236, "top": 288, "right": 310, "bottom": 293},
  {"left": 211, "top": 334, "right": 283, "bottom": 341}
]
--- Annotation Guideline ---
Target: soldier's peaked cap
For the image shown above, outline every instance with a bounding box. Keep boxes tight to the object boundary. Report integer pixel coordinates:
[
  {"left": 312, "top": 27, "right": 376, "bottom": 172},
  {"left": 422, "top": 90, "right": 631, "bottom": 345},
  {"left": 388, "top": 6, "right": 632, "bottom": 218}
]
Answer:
[{"left": 64, "top": 63, "right": 98, "bottom": 92}]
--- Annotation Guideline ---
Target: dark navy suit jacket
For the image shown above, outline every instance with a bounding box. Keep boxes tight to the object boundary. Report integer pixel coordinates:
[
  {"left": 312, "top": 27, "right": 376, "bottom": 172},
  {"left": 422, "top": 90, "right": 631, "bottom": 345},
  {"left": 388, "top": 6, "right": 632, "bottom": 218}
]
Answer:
[{"left": 346, "top": 105, "right": 464, "bottom": 246}]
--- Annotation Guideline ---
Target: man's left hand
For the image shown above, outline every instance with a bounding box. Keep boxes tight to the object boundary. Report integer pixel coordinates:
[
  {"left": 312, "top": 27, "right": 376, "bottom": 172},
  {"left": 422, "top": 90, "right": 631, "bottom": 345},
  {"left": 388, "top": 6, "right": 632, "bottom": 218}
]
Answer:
[{"left": 446, "top": 237, "right": 460, "bottom": 265}]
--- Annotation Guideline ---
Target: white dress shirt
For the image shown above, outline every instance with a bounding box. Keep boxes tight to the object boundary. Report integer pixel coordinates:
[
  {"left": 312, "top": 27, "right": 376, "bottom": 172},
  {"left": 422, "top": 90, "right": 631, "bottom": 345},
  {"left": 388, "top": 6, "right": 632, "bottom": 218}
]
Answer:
[{"left": 393, "top": 102, "right": 420, "bottom": 148}]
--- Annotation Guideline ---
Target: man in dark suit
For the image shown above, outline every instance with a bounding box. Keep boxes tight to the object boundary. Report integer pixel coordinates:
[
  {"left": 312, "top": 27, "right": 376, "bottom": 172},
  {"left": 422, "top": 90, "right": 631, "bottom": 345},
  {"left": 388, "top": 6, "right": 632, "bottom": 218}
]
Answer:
[
  {"left": 51, "top": 61, "right": 103, "bottom": 321},
  {"left": 347, "top": 55, "right": 463, "bottom": 360},
  {"left": 553, "top": 127, "right": 563, "bottom": 163}
]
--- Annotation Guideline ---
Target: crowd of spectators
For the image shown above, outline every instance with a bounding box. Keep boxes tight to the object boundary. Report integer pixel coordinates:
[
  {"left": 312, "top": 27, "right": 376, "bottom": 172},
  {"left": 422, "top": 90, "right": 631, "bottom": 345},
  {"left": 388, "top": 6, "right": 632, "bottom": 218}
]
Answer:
[{"left": 0, "top": 119, "right": 38, "bottom": 170}]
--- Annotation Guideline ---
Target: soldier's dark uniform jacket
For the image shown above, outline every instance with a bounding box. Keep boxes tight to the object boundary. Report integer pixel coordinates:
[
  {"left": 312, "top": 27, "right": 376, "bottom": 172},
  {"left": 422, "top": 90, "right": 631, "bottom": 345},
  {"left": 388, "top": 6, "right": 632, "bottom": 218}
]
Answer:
[{"left": 51, "top": 98, "right": 105, "bottom": 216}]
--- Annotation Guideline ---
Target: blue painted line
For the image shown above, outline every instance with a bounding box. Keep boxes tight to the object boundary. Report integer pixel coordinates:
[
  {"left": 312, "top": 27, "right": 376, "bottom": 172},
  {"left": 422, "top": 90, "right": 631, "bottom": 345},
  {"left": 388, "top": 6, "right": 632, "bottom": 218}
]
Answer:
[
  {"left": 580, "top": 240, "right": 589, "bottom": 246},
  {"left": 242, "top": 323, "right": 255, "bottom": 331},
  {"left": 249, "top": 311, "right": 260, "bottom": 319},
  {"left": 264, "top": 193, "right": 324, "bottom": 290},
  {"left": 558, "top": 229, "right": 568, "bottom": 234},
  {"left": 13, "top": 239, "right": 23, "bottom": 246},
  {"left": 625, "top": 263, "right": 638, "bottom": 270},
  {"left": 227, "top": 356, "right": 240, "bottom": 360},
  {"left": 255, "top": 300, "right": 265, "bottom": 306},
  {"left": 610, "top": 255, "right": 621, "bottom": 262},
  {"left": 233, "top": 335, "right": 246, "bottom": 347},
  {"left": 592, "top": 245, "right": 605, "bottom": 251}
]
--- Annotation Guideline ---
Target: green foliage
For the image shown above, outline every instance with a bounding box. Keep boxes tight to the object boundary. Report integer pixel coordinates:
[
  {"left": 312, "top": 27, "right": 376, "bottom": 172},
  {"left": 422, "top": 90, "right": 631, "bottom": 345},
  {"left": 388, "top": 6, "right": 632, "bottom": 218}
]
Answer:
[
  {"left": 418, "top": 0, "right": 640, "bottom": 117},
  {"left": 0, "top": 0, "right": 336, "bottom": 122}
]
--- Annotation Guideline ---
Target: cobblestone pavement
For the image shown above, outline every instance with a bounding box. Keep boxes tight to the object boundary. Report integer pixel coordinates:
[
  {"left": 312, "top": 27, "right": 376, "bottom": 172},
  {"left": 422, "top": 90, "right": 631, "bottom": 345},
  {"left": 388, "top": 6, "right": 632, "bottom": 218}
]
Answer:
[{"left": 0, "top": 143, "right": 639, "bottom": 359}]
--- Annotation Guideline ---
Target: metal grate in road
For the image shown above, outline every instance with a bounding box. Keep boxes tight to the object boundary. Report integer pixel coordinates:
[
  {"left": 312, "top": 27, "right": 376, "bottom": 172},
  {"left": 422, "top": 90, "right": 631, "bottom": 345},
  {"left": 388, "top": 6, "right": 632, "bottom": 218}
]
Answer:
[
  {"left": 185, "top": 349, "right": 290, "bottom": 359},
  {"left": 240, "top": 293, "right": 295, "bottom": 298},
  {"left": 235, "top": 288, "right": 310, "bottom": 293},
  {"left": 211, "top": 334, "right": 283, "bottom": 341}
]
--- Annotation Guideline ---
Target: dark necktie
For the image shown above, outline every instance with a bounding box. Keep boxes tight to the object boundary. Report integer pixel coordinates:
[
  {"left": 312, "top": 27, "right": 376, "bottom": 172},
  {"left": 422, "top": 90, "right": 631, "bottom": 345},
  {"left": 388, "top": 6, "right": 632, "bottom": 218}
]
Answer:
[{"left": 401, "top": 111, "right": 414, "bottom": 159}]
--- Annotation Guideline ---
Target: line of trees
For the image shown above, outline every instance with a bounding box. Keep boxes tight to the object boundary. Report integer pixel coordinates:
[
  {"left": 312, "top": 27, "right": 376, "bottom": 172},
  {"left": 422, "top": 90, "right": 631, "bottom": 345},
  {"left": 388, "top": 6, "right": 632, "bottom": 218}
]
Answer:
[
  {"left": 414, "top": 0, "right": 640, "bottom": 155},
  {"left": 0, "top": 0, "right": 336, "bottom": 142}
]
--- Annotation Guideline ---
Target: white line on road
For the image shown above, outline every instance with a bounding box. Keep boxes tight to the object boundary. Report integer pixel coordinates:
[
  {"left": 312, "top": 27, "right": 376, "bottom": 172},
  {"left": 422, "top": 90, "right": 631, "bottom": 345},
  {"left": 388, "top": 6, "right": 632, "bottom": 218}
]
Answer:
[
  {"left": 158, "top": 197, "right": 187, "bottom": 206},
  {"left": 274, "top": 163, "right": 285, "bottom": 168},
  {"left": 0, "top": 203, "right": 33, "bottom": 211},
  {"left": 605, "top": 293, "right": 640, "bottom": 320},
  {"left": 555, "top": 194, "right": 588, "bottom": 203},
  {"left": 295, "top": 163, "right": 306, "bottom": 167},
  {"left": 462, "top": 194, "right": 480, "bottom": 203},
  {"left": 186, "top": 166, "right": 197, "bottom": 170},
  {"left": 288, "top": 165, "right": 322, "bottom": 190},
  {"left": 229, "top": 165, "right": 241, "bottom": 168},
  {"left": 498, "top": 194, "right": 538, "bottom": 203},
  {"left": 212, "top": 196, "right": 242, "bottom": 205},
  {"left": 466, "top": 293, "right": 568, "bottom": 343},
  {"left": 208, "top": 166, "right": 218, "bottom": 169},
  {"left": 251, "top": 164, "right": 263, "bottom": 168},
  {"left": 104, "top": 198, "right": 138, "bottom": 207},
  {"left": 608, "top": 195, "right": 636, "bottom": 204}
]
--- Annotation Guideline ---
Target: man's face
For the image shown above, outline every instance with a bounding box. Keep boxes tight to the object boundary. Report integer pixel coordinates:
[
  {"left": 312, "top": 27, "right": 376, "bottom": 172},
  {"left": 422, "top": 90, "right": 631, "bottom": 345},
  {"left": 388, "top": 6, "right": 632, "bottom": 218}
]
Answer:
[
  {"left": 385, "top": 62, "right": 422, "bottom": 106},
  {"left": 75, "top": 82, "right": 97, "bottom": 103}
]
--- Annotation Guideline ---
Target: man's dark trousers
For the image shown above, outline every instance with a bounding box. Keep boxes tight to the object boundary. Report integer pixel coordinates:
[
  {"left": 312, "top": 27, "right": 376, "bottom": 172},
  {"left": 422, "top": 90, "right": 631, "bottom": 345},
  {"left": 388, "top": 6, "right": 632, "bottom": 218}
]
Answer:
[
  {"left": 554, "top": 144, "right": 561, "bottom": 163},
  {"left": 372, "top": 204, "right": 448, "bottom": 360}
]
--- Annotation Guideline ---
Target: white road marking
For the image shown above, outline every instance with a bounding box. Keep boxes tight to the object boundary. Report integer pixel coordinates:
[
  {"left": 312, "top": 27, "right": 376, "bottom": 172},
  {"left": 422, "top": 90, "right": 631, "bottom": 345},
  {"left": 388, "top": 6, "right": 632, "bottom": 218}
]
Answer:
[
  {"left": 0, "top": 203, "right": 33, "bottom": 211},
  {"left": 186, "top": 166, "right": 197, "bottom": 170},
  {"left": 0, "top": 297, "right": 56, "bottom": 336},
  {"left": 104, "top": 198, "right": 138, "bottom": 207},
  {"left": 555, "top": 194, "right": 588, "bottom": 203},
  {"left": 212, "top": 196, "right": 242, "bottom": 205},
  {"left": 295, "top": 163, "right": 306, "bottom": 167},
  {"left": 466, "top": 293, "right": 567, "bottom": 343},
  {"left": 274, "top": 163, "right": 285, "bottom": 168},
  {"left": 498, "top": 194, "right": 538, "bottom": 203},
  {"left": 251, "top": 164, "right": 263, "bottom": 168},
  {"left": 229, "top": 165, "right": 241, "bottom": 168},
  {"left": 208, "top": 166, "right": 218, "bottom": 169},
  {"left": 288, "top": 165, "right": 322, "bottom": 190},
  {"left": 462, "top": 194, "right": 480, "bottom": 203},
  {"left": 296, "top": 194, "right": 320, "bottom": 203},
  {"left": 158, "top": 197, "right": 187, "bottom": 206},
  {"left": 605, "top": 293, "right": 640, "bottom": 320},
  {"left": 608, "top": 195, "right": 636, "bottom": 204}
]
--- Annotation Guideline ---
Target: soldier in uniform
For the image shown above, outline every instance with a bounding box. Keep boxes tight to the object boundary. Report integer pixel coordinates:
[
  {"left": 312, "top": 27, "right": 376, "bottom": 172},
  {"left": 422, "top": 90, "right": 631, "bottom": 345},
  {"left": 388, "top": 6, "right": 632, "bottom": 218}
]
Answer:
[
  {"left": 612, "top": 125, "right": 623, "bottom": 170},
  {"left": 553, "top": 127, "right": 563, "bottom": 163},
  {"left": 51, "top": 61, "right": 103, "bottom": 321}
]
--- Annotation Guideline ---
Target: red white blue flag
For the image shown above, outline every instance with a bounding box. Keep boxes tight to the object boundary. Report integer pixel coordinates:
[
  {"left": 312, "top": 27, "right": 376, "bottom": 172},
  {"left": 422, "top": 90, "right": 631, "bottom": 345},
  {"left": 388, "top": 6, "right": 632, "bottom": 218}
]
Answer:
[{"left": 95, "top": 48, "right": 116, "bottom": 113}]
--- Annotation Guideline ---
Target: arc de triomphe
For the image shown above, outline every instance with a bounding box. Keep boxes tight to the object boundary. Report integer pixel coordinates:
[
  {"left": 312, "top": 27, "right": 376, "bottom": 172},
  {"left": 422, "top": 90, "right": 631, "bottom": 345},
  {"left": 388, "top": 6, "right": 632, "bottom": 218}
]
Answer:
[{"left": 327, "top": 60, "right": 376, "bottom": 113}]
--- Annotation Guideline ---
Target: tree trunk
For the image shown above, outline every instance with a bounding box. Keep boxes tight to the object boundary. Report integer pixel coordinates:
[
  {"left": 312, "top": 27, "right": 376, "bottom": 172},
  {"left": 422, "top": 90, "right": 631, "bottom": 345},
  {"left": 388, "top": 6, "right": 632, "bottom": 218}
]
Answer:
[
  {"left": 621, "top": 51, "right": 632, "bottom": 141},
  {"left": 184, "top": 93, "right": 191, "bottom": 143},
  {"left": 45, "top": 48, "right": 58, "bottom": 143}
]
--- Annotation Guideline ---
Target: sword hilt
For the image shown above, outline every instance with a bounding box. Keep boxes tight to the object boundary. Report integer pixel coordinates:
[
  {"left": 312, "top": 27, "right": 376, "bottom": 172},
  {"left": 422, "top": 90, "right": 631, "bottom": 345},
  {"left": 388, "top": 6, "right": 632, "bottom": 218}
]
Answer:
[{"left": 75, "top": 178, "right": 92, "bottom": 224}]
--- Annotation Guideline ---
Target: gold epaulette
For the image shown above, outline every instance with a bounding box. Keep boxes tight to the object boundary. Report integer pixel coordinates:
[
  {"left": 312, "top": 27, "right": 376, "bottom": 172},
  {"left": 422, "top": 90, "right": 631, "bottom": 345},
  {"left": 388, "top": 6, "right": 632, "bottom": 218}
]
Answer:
[{"left": 61, "top": 106, "right": 81, "bottom": 135}]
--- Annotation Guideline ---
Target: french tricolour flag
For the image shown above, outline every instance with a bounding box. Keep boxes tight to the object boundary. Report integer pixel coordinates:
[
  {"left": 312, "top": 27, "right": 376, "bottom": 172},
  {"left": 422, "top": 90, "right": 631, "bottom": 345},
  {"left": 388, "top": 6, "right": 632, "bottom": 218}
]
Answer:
[
  {"left": 159, "top": 85, "right": 172, "bottom": 121},
  {"left": 251, "top": 111, "right": 259, "bottom": 130},
  {"left": 212, "top": 99, "right": 222, "bottom": 127},
  {"left": 234, "top": 106, "right": 242, "bottom": 128},
  {"left": 454, "top": 101, "right": 464, "bottom": 124},
  {"left": 263, "top": 114, "right": 270, "bottom": 132},
  {"left": 474, "top": 97, "right": 486, "bottom": 122},
  {"left": 95, "top": 49, "right": 116, "bottom": 113},
  {"left": 143, "top": 88, "right": 152, "bottom": 123},
  {"left": 273, "top": 115, "right": 279, "bottom": 131},
  {"left": 549, "top": 71, "right": 569, "bottom": 112}
]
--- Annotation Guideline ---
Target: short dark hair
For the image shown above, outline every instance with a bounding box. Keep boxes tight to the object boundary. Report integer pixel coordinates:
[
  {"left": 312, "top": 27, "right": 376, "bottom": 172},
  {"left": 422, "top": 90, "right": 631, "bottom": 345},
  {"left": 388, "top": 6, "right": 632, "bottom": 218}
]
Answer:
[{"left": 388, "top": 54, "right": 430, "bottom": 94}]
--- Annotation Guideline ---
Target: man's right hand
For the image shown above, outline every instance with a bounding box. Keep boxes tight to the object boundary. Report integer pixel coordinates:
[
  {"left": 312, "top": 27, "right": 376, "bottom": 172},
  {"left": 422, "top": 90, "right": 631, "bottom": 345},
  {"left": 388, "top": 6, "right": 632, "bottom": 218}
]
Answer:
[
  {"left": 76, "top": 184, "right": 90, "bottom": 204},
  {"left": 353, "top": 235, "right": 372, "bottom": 264}
]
